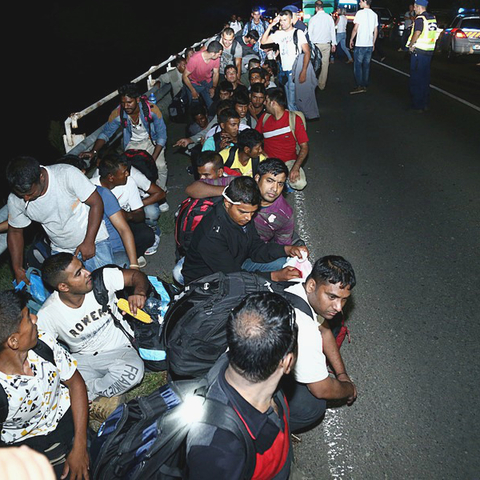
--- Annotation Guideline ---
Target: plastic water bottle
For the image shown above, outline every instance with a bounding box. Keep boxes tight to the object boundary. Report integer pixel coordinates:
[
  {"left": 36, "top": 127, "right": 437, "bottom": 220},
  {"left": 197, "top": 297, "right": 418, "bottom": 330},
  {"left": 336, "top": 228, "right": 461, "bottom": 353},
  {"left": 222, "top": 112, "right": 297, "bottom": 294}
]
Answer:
[
  {"left": 144, "top": 297, "right": 168, "bottom": 324},
  {"left": 148, "top": 92, "right": 156, "bottom": 104}
]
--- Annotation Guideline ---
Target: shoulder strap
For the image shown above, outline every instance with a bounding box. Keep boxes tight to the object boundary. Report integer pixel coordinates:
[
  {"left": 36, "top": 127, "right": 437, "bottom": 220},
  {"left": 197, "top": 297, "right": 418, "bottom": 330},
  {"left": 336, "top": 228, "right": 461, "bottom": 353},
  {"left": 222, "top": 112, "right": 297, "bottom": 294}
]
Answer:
[
  {"left": 262, "top": 112, "right": 270, "bottom": 127},
  {"left": 283, "top": 291, "right": 314, "bottom": 320},
  {"left": 293, "top": 29, "right": 299, "bottom": 55},
  {"left": 0, "top": 385, "right": 7, "bottom": 425},
  {"left": 225, "top": 146, "right": 239, "bottom": 168},
  {"left": 251, "top": 156, "right": 260, "bottom": 176}
]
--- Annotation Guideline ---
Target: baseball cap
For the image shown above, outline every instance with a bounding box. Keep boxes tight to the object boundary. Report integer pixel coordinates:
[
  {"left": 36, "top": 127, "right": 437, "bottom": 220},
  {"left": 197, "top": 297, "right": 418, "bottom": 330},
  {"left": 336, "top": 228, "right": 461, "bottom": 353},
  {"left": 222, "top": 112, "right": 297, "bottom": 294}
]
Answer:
[
  {"left": 415, "top": 0, "right": 428, "bottom": 6},
  {"left": 283, "top": 5, "right": 300, "bottom": 13}
]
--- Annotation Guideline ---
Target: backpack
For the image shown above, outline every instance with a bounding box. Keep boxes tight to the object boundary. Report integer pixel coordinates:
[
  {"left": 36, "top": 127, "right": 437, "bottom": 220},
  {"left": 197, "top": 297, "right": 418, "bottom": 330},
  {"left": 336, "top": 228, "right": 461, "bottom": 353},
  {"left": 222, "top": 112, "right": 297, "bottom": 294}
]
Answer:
[
  {"left": 24, "top": 233, "right": 52, "bottom": 270},
  {"left": 91, "top": 266, "right": 177, "bottom": 372},
  {"left": 0, "top": 339, "right": 55, "bottom": 425},
  {"left": 174, "top": 197, "right": 222, "bottom": 260},
  {"left": 168, "top": 89, "right": 189, "bottom": 123},
  {"left": 223, "top": 145, "right": 261, "bottom": 177},
  {"left": 13, "top": 267, "right": 52, "bottom": 315},
  {"left": 293, "top": 29, "right": 322, "bottom": 74},
  {"left": 120, "top": 96, "right": 155, "bottom": 140},
  {"left": 124, "top": 149, "right": 159, "bottom": 183},
  {"left": 162, "top": 271, "right": 314, "bottom": 379},
  {"left": 90, "top": 356, "right": 288, "bottom": 480}
]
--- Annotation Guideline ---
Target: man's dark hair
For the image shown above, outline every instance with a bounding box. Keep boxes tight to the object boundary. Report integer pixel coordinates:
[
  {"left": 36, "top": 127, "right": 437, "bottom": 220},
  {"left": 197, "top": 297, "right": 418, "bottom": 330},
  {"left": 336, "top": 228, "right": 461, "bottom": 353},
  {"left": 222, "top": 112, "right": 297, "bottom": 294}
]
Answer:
[
  {"left": 224, "top": 176, "right": 261, "bottom": 205},
  {"left": 207, "top": 40, "right": 223, "bottom": 54},
  {"left": 58, "top": 154, "right": 89, "bottom": 172},
  {"left": 226, "top": 292, "right": 298, "bottom": 383},
  {"left": 218, "top": 80, "right": 234, "bottom": 93},
  {"left": 6, "top": 156, "right": 42, "bottom": 194},
  {"left": 250, "top": 82, "right": 267, "bottom": 96},
  {"left": 42, "top": 252, "right": 76, "bottom": 290},
  {"left": 279, "top": 9, "right": 294, "bottom": 18},
  {"left": 218, "top": 107, "right": 240, "bottom": 125},
  {"left": 264, "top": 58, "right": 278, "bottom": 76},
  {"left": 98, "top": 153, "right": 129, "bottom": 179},
  {"left": 0, "top": 290, "right": 28, "bottom": 351},
  {"left": 216, "top": 99, "right": 235, "bottom": 116},
  {"left": 196, "top": 151, "right": 223, "bottom": 170},
  {"left": 237, "top": 128, "right": 264, "bottom": 152},
  {"left": 246, "top": 30, "right": 260, "bottom": 42},
  {"left": 224, "top": 64, "right": 238, "bottom": 74},
  {"left": 248, "top": 57, "right": 261, "bottom": 69},
  {"left": 233, "top": 90, "right": 250, "bottom": 106},
  {"left": 257, "top": 158, "right": 288, "bottom": 178},
  {"left": 306, "top": 255, "right": 356, "bottom": 289},
  {"left": 222, "top": 27, "right": 235, "bottom": 37},
  {"left": 118, "top": 83, "right": 141, "bottom": 99},
  {"left": 249, "top": 67, "right": 266, "bottom": 81},
  {"left": 266, "top": 87, "right": 287, "bottom": 108},
  {"left": 174, "top": 55, "right": 186, "bottom": 66},
  {"left": 190, "top": 102, "right": 208, "bottom": 120}
]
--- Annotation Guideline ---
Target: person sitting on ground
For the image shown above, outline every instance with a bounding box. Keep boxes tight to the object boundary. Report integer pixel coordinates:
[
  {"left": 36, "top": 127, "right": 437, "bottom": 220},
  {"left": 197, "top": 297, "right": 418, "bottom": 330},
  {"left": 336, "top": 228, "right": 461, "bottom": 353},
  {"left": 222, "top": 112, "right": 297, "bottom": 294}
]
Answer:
[
  {"left": 219, "top": 128, "right": 266, "bottom": 177},
  {"left": 61, "top": 154, "right": 141, "bottom": 270},
  {"left": 91, "top": 154, "right": 158, "bottom": 263},
  {"left": 202, "top": 108, "right": 241, "bottom": 153},
  {"left": 6, "top": 156, "right": 113, "bottom": 285},
  {"left": 208, "top": 80, "right": 234, "bottom": 116},
  {"left": 157, "top": 55, "right": 187, "bottom": 97},
  {"left": 256, "top": 87, "right": 309, "bottom": 190},
  {"left": 81, "top": 83, "right": 169, "bottom": 192},
  {"left": 0, "top": 205, "right": 9, "bottom": 257},
  {"left": 248, "top": 82, "right": 267, "bottom": 122},
  {"left": 233, "top": 90, "right": 257, "bottom": 128},
  {"left": 0, "top": 290, "right": 89, "bottom": 479},
  {"left": 186, "top": 291, "right": 298, "bottom": 479},
  {"left": 182, "top": 176, "right": 307, "bottom": 284},
  {"left": 282, "top": 255, "right": 358, "bottom": 433},
  {"left": 187, "top": 103, "right": 212, "bottom": 138},
  {"left": 224, "top": 64, "right": 249, "bottom": 96},
  {"left": 248, "top": 66, "right": 267, "bottom": 87},
  {"left": 37, "top": 253, "right": 148, "bottom": 419}
]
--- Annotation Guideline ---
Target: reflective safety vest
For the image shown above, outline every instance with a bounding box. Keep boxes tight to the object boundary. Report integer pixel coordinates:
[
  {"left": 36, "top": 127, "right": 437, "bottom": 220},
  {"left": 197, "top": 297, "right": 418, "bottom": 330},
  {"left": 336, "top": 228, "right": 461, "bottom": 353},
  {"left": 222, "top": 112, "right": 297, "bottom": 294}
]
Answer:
[{"left": 408, "top": 14, "right": 438, "bottom": 51}]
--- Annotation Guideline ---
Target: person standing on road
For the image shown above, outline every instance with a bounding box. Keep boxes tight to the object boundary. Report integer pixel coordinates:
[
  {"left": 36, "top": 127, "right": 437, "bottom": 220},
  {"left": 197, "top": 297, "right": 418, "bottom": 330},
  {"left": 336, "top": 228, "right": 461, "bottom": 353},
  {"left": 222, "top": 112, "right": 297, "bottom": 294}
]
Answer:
[
  {"left": 406, "top": 0, "right": 437, "bottom": 112},
  {"left": 336, "top": 7, "right": 353, "bottom": 63},
  {"left": 349, "top": 0, "right": 378, "bottom": 94},
  {"left": 399, "top": 4, "right": 416, "bottom": 51},
  {"left": 308, "top": 1, "right": 337, "bottom": 90}
]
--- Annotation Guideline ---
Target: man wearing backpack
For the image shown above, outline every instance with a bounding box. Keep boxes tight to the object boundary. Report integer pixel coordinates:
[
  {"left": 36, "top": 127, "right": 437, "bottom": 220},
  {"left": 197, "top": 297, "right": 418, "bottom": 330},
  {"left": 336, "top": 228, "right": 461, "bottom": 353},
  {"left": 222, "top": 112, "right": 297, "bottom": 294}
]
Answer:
[
  {"left": 82, "top": 83, "right": 169, "bottom": 192},
  {"left": 282, "top": 255, "right": 358, "bottom": 432},
  {"left": 0, "top": 290, "right": 90, "bottom": 479},
  {"left": 186, "top": 291, "right": 297, "bottom": 479},
  {"left": 242, "top": 6, "right": 269, "bottom": 62},
  {"left": 182, "top": 176, "right": 307, "bottom": 285},
  {"left": 256, "top": 87, "right": 309, "bottom": 190},
  {"left": 37, "top": 253, "right": 149, "bottom": 421},
  {"left": 206, "top": 27, "right": 244, "bottom": 75}
]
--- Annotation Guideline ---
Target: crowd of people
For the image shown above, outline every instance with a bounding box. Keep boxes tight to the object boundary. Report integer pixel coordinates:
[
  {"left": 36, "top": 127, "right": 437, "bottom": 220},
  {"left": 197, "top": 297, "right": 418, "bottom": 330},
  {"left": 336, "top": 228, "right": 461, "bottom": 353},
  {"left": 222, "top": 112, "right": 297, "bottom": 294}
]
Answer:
[{"left": 0, "top": 1, "right": 437, "bottom": 478}]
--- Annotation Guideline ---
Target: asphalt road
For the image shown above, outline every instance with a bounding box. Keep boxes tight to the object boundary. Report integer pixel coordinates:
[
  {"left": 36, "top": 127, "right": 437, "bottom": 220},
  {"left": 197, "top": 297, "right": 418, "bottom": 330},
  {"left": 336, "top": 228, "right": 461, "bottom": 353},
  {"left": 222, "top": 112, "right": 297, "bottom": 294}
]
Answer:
[{"left": 147, "top": 47, "right": 480, "bottom": 480}]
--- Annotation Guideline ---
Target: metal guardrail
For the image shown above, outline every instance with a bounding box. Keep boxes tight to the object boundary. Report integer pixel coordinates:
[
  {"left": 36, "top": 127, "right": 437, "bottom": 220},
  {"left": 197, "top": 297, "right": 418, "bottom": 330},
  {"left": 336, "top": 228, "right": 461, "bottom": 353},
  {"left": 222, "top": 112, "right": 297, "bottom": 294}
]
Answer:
[{"left": 63, "top": 37, "right": 213, "bottom": 156}]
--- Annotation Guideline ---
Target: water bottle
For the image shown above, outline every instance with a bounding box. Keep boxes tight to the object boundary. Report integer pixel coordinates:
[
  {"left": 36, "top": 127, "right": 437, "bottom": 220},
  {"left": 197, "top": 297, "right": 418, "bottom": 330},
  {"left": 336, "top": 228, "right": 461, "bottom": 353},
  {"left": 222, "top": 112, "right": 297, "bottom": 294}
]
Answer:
[
  {"left": 148, "top": 92, "right": 157, "bottom": 104},
  {"left": 144, "top": 297, "right": 168, "bottom": 324}
]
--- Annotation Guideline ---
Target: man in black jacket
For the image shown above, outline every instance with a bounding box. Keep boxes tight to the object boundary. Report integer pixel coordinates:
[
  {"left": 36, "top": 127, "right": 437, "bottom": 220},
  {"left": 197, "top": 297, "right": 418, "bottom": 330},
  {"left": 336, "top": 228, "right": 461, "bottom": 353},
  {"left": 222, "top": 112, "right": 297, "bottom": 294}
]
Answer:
[{"left": 182, "top": 176, "right": 308, "bottom": 284}]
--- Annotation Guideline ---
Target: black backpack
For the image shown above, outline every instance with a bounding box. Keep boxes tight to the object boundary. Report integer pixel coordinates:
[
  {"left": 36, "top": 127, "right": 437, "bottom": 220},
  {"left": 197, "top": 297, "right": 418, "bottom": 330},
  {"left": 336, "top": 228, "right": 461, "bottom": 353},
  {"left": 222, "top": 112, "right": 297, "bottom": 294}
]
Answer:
[
  {"left": 90, "top": 356, "right": 280, "bottom": 480},
  {"left": 124, "top": 149, "right": 159, "bottom": 183},
  {"left": 223, "top": 145, "right": 261, "bottom": 176},
  {"left": 293, "top": 29, "right": 322, "bottom": 74},
  {"left": 91, "top": 266, "right": 177, "bottom": 372},
  {"left": 162, "top": 271, "right": 313, "bottom": 379},
  {"left": 168, "top": 89, "right": 189, "bottom": 123},
  {"left": 174, "top": 196, "right": 222, "bottom": 260},
  {"left": 0, "top": 339, "right": 56, "bottom": 425}
]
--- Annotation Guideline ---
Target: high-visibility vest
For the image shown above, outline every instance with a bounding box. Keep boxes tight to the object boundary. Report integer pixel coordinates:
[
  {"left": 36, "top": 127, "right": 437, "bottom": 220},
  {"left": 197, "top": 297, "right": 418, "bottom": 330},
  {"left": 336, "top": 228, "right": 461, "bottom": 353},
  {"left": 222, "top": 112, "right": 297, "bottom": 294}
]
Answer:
[{"left": 408, "top": 14, "right": 438, "bottom": 52}]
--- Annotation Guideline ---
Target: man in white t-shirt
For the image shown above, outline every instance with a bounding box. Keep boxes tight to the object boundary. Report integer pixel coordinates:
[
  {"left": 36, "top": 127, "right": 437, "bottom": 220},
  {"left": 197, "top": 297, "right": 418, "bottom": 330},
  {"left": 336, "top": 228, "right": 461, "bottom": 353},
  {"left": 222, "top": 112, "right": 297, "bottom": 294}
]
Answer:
[
  {"left": 37, "top": 253, "right": 148, "bottom": 408},
  {"left": 282, "top": 255, "right": 358, "bottom": 432},
  {"left": 349, "top": 0, "right": 378, "bottom": 94},
  {"left": 261, "top": 10, "right": 311, "bottom": 111},
  {"left": 6, "top": 157, "right": 113, "bottom": 286}
]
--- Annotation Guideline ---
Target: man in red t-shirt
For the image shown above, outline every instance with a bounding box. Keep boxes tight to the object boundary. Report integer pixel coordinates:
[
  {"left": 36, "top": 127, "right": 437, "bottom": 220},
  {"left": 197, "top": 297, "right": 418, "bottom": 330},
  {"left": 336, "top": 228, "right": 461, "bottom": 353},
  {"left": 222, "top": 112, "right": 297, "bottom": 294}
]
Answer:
[
  {"left": 183, "top": 41, "right": 223, "bottom": 109},
  {"left": 255, "top": 87, "right": 308, "bottom": 190}
]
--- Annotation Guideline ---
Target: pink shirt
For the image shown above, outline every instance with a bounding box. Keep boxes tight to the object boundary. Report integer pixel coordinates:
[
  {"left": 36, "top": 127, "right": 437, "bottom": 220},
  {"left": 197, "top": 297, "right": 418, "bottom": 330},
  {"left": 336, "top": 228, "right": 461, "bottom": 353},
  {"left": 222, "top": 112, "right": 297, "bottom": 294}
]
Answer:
[{"left": 186, "top": 51, "right": 220, "bottom": 85}]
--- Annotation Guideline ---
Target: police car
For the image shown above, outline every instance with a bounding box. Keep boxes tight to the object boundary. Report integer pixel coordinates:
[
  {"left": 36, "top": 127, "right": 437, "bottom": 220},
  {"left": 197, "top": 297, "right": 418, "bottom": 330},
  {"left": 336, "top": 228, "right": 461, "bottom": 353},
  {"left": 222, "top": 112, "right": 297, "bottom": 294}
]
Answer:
[{"left": 436, "top": 9, "right": 480, "bottom": 60}]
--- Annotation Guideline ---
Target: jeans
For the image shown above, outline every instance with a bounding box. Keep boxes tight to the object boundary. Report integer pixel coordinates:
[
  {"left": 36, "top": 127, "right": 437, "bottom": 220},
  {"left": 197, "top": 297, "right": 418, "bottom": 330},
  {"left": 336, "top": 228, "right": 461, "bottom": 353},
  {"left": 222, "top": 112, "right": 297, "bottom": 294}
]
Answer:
[
  {"left": 336, "top": 32, "right": 352, "bottom": 61},
  {"left": 113, "top": 249, "right": 130, "bottom": 268},
  {"left": 241, "top": 257, "right": 287, "bottom": 273},
  {"left": 354, "top": 46, "right": 373, "bottom": 87},
  {"left": 144, "top": 203, "right": 161, "bottom": 228},
  {"left": 279, "top": 69, "right": 297, "bottom": 111},
  {"left": 281, "top": 374, "right": 327, "bottom": 433},
  {"left": 186, "top": 80, "right": 213, "bottom": 109},
  {"left": 409, "top": 52, "right": 432, "bottom": 110},
  {"left": 57, "top": 238, "right": 114, "bottom": 272}
]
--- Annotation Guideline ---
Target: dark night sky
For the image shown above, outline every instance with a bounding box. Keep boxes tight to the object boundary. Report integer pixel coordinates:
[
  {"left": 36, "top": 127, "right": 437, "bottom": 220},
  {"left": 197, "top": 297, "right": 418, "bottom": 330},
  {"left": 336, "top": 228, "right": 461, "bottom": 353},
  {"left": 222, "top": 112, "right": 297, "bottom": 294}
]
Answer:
[{"left": 5, "top": 0, "right": 468, "bottom": 164}]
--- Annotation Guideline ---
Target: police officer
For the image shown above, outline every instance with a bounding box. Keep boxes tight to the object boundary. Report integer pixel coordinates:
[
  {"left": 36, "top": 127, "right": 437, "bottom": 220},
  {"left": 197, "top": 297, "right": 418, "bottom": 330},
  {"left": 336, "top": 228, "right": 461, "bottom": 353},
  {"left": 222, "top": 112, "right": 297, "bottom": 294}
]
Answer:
[{"left": 407, "top": 0, "right": 438, "bottom": 112}]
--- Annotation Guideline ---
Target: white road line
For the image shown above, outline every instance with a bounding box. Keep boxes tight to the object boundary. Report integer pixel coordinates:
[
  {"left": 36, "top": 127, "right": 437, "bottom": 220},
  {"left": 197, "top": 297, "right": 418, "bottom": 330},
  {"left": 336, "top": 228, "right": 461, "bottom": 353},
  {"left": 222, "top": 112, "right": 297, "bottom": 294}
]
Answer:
[
  {"left": 372, "top": 58, "right": 480, "bottom": 113},
  {"left": 293, "top": 190, "right": 354, "bottom": 478}
]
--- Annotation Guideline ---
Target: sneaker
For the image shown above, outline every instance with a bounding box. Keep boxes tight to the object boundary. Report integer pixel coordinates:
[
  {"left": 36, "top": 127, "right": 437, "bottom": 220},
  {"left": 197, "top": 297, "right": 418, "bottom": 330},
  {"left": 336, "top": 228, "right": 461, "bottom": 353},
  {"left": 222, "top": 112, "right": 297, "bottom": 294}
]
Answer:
[
  {"left": 137, "top": 256, "right": 147, "bottom": 268},
  {"left": 159, "top": 202, "right": 170, "bottom": 213},
  {"left": 350, "top": 86, "right": 365, "bottom": 95},
  {"left": 362, "top": 87, "right": 367, "bottom": 93},
  {"left": 145, "top": 234, "right": 161, "bottom": 256},
  {"left": 89, "top": 395, "right": 125, "bottom": 424}
]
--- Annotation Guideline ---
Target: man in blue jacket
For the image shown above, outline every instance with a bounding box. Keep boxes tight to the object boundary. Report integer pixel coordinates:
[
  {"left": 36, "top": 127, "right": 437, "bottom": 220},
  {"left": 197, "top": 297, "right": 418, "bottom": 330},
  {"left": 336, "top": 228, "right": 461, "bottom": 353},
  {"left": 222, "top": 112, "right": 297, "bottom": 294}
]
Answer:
[{"left": 83, "top": 83, "right": 169, "bottom": 196}]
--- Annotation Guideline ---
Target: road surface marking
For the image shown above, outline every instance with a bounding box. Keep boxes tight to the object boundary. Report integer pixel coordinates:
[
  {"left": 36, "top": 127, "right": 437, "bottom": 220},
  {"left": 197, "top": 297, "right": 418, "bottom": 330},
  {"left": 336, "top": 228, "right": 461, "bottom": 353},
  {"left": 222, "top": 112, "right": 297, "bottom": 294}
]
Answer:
[{"left": 372, "top": 59, "right": 480, "bottom": 113}]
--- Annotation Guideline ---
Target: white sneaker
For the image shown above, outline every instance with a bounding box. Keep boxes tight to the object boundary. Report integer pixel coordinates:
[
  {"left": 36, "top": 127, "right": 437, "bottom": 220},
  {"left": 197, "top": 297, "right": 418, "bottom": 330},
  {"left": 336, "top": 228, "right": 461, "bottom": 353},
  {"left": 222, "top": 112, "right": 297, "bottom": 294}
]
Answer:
[
  {"left": 159, "top": 202, "right": 170, "bottom": 213},
  {"left": 137, "top": 256, "right": 147, "bottom": 268},
  {"left": 145, "top": 234, "right": 161, "bottom": 256}
]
